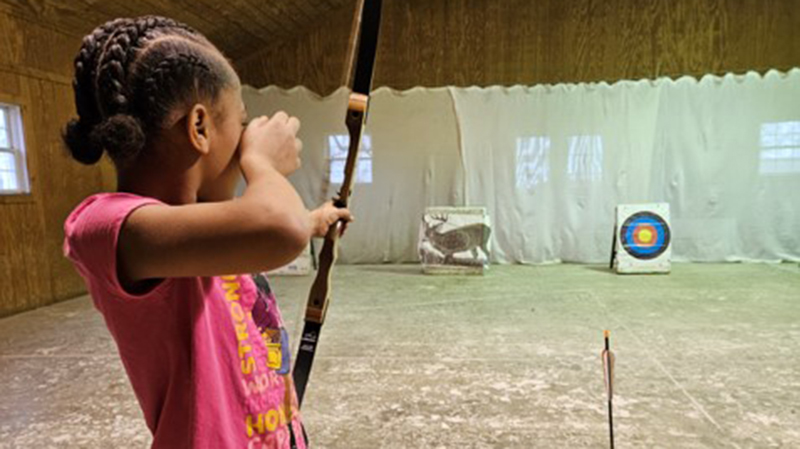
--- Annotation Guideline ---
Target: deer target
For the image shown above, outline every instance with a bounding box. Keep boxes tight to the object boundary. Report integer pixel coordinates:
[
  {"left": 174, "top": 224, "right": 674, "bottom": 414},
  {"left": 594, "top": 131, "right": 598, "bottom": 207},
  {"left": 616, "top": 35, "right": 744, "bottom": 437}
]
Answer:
[{"left": 422, "top": 213, "right": 491, "bottom": 263}]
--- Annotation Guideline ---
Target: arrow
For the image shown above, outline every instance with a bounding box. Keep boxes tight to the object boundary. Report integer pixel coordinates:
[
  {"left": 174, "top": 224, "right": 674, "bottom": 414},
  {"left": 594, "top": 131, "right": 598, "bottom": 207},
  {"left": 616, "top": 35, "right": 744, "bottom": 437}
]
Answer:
[{"left": 602, "top": 330, "right": 616, "bottom": 449}]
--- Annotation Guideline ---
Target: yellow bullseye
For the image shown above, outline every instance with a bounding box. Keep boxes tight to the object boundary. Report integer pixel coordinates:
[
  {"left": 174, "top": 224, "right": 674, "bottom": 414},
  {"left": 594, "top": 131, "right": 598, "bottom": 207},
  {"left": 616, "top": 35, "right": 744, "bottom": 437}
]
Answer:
[{"left": 638, "top": 229, "right": 653, "bottom": 243}]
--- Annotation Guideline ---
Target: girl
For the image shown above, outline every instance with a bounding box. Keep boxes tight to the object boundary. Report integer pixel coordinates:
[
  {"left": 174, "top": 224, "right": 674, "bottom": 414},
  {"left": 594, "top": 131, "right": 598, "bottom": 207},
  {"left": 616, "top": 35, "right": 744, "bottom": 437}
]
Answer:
[{"left": 62, "top": 16, "right": 350, "bottom": 449}]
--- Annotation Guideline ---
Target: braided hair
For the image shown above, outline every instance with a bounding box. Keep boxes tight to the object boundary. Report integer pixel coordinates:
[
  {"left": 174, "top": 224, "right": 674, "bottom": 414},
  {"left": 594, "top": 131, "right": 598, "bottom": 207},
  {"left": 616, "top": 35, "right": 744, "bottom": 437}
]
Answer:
[{"left": 63, "top": 16, "right": 234, "bottom": 166}]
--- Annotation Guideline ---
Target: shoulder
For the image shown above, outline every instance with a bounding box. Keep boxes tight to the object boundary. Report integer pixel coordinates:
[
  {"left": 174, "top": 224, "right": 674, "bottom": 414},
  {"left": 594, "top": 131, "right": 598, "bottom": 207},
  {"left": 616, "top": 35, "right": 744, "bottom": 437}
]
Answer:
[
  {"left": 63, "top": 192, "right": 163, "bottom": 279},
  {"left": 66, "top": 192, "right": 162, "bottom": 230}
]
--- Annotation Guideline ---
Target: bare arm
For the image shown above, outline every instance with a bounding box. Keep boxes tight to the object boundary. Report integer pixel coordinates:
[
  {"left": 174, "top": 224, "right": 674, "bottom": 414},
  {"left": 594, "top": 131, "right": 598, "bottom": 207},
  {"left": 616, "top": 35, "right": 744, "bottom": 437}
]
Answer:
[
  {"left": 120, "top": 163, "right": 311, "bottom": 280},
  {"left": 118, "top": 113, "right": 315, "bottom": 282}
]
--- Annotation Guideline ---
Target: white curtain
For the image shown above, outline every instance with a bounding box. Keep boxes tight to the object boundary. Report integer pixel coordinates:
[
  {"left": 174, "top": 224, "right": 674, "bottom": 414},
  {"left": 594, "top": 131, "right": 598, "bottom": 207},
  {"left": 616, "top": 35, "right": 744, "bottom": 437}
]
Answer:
[{"left": 242, "top": 69, "right": 800, "bottom": 264}]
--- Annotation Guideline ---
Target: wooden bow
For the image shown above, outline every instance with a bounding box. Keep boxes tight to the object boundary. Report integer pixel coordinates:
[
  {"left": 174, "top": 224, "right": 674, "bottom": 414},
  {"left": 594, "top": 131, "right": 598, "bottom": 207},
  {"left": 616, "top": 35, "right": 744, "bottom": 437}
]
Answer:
[{"left": 292, "top": 0, "right": 383, "bottom": 408}]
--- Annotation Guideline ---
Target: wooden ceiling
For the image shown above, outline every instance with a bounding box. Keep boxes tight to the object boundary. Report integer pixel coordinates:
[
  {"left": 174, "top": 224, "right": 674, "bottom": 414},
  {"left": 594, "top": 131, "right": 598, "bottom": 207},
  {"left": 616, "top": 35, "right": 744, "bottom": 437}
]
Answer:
[{"left": 0, "top": 0, "right": 352, "bottom": 60}]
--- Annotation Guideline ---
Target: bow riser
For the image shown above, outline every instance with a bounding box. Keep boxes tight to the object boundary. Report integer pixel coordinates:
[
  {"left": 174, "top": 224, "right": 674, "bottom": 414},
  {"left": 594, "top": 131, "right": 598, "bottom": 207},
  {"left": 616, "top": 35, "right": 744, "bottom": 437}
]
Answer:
[{"left": 305, "top": 92, "right": 368, "bottom": 325}]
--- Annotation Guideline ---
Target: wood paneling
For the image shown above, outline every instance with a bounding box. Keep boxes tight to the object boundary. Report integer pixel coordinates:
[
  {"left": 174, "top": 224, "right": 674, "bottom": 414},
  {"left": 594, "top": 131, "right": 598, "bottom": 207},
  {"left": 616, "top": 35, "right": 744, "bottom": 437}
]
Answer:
[
  {"left": 0, "top": 0, "right": 350, "bottom": 60},
  {"left": 235, "top": 0, "right": 800, "bottom": 95},
  {"left": 0, "top": 11, "right": 112, "bottom": 317},
  {"left": 1, "top": 0, "right": 798, "bottom": 316}
]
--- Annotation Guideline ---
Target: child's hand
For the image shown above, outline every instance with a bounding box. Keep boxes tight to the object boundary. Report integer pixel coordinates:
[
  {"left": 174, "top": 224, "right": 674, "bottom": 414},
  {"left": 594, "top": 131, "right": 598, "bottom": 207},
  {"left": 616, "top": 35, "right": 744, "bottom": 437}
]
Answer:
[
  {"left": 239, "top": 111, "right": 302, "bottom": 178},
  {"left": 310, "top": 201, "right": 354, "bottom": 237}
]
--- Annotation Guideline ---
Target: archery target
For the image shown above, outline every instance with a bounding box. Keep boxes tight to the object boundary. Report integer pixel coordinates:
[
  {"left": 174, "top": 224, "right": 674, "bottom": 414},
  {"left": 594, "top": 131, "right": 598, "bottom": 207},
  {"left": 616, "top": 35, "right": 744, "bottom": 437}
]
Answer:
[
  {"left": 620, "top": 212, "right": 671, "bottom": 259},
  {"left": 419, "top": 206, "right": 491, "bottom": 275},
  {"left": 613, "top": 203, "right": 671, "bottom": 274}
]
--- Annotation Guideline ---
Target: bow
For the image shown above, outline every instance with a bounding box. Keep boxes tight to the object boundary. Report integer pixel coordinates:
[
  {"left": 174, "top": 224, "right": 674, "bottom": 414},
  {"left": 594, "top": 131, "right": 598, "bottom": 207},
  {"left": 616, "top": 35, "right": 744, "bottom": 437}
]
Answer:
[{"left": 292, "top": 0, "right": 383, "bottom": 408}]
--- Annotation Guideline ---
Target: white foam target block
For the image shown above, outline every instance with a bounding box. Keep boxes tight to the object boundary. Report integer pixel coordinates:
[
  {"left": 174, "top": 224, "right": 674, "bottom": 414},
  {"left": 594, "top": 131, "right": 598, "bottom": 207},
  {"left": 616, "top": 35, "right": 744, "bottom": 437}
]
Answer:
[
  {"left": 419, "top": 207, "right": 492, "bottom": 275},
  {"left": 613, "top": 203, "right": 671, "bottom": 274},
  {"left": 268, "top": 244, "right": 313, "bottom": 276}
]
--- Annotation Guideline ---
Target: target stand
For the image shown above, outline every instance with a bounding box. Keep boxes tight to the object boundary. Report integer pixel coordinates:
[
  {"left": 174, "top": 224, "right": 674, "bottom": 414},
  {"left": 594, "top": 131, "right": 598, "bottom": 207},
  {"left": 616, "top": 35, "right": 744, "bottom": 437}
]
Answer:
[{"left": 610, "top": 203, "right": 671, "bottom": 274}]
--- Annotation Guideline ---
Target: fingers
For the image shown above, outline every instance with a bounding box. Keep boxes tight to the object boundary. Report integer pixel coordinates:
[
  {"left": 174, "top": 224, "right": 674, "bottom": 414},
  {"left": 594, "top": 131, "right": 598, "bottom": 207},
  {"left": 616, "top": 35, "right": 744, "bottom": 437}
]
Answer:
[
  {"left": 293, "top": 137, "right": 303, "bottom": 171},
  {"left": 268, "top": 111, "right": 300, "bottom": 133},
  {"left": 239, "top": 111, "right": 305, "bottom": 178},
  {"left": 245, "top": 115, "right": 269, "bottom": 130},
  {"left": 288, "top": 116, "right": 300, "bottom": 135},
  {"left": 310, "top": 204, "right": 354, "bottom": 238},
  {"left": 247, "top": 112, "right": 300, "bottom": 137},
  {"left": 335, "top": 208, "right": 353, "bottom": 222},
  {"left": 322, "top": 201, "right": 353, "bottom": 222},
  {"left": 272, "top": 111, "right": 288, "bottom": 123},
  {"left": 339, "top": 210, "right": 354, "bottom": 235}
]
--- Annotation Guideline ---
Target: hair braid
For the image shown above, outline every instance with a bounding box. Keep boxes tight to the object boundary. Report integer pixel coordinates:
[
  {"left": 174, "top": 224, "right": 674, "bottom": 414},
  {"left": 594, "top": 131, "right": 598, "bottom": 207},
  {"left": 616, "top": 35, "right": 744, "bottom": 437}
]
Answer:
[
  {"left": 95, "top": 16, "right": 198, "bottom": 117},
  {"left": 142, "top": 54, "right": 211, "bottom": 108},
  {"left": 63, "top": 16, "right": 233, "bottom": 167},
  {"left": 89, "top": 22, "right": 149, "bottom": 163},
  {"left": 64, "top": 18, "right": 132, "bottom": 164}
]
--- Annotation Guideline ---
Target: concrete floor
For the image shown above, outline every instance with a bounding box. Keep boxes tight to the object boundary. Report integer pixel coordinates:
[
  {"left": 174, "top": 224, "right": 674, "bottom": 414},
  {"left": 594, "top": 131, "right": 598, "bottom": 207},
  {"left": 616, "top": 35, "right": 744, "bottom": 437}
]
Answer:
[{"left": 1, "top": 264, "right": 798, "bottom": 448}]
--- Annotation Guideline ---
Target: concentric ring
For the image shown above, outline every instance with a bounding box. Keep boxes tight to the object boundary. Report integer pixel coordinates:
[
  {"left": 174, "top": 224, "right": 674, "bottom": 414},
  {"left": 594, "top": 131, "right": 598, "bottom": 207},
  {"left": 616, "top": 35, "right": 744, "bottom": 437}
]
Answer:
[{"left": 620, "top": 212, "right": 670, "bottom": 259}]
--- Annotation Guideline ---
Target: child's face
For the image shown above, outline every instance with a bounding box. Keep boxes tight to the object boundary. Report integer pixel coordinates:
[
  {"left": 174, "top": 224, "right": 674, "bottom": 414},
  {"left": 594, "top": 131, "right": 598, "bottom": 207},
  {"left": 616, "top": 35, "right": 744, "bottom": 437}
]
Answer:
[{"left": 197, "top": 83, "right": 247, "bottom": 202}]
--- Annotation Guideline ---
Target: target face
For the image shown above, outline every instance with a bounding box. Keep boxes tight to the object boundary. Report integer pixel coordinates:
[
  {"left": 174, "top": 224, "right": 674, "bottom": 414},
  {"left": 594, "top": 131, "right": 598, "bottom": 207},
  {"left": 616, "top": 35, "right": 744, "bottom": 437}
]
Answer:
[{"left": 620, "top": 212, "right": 670, "bottom": 259}]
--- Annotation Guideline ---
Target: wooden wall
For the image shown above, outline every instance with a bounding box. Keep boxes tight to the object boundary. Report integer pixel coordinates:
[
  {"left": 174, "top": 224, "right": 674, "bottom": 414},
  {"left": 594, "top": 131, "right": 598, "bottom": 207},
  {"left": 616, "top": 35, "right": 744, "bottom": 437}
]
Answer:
[
  {"left": 0, "top": 11, "right": 113, "bottom": 317},
  {"left": 1, "top": 0, "right": 798, "bottom": 316},
  {"left": 235, "top": 0, "right": 800, "bottom": 95}
]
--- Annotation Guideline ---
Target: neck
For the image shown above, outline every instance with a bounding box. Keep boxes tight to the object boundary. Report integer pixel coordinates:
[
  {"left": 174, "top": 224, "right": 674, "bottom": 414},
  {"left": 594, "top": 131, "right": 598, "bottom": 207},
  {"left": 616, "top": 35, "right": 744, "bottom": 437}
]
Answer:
[{"left": 117, "top": 159, "right": 201, "bottom": 206}]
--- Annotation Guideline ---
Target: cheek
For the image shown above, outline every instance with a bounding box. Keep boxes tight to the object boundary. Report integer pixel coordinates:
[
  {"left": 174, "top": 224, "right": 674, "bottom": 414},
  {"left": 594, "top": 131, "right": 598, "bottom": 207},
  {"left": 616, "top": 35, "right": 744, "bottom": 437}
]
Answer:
[
  {"left": 211, "top": 149, "right": 240, "bottom": 193},
  {"left": 213, "top": 127, "right": 241, "bottom": 174},
  {"left": 225, "top": 123, "right": 243, "bottom": 163},
  {"left": 223, "top": 154, "right": 240, "bottom": 182},
  {"left": 220, "top": 133, "right": 242, "bottom": 184}
]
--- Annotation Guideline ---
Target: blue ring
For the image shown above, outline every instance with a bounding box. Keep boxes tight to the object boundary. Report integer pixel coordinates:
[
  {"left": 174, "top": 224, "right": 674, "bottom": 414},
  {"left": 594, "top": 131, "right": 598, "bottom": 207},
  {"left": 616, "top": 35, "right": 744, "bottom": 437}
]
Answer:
[{"left": 620, "top": 212, "right": 670, "bottom": 259}]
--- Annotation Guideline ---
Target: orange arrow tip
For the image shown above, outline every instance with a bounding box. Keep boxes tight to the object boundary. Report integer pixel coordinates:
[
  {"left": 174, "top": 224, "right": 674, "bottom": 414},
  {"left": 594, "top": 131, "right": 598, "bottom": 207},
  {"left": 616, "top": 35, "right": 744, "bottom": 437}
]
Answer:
[{"left": 604, "top": 330, "right": 610, "bottom": 338}]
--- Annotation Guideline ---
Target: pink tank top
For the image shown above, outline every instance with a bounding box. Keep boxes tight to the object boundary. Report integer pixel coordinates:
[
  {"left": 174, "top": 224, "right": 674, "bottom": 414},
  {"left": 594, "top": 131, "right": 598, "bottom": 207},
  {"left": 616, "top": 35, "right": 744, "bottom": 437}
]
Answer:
[{"left": 64, "top": 193, "right": 306, "bottom": 449}]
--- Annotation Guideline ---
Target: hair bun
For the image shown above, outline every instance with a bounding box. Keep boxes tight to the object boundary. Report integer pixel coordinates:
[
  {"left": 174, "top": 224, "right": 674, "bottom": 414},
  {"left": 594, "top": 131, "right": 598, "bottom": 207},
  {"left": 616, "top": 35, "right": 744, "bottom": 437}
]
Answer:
[
  {"left": 63, "top": 119, "right": 104, "bottom": 165},
  {"left": 91, "top": 114, "right": 145, "bottom": 164}
]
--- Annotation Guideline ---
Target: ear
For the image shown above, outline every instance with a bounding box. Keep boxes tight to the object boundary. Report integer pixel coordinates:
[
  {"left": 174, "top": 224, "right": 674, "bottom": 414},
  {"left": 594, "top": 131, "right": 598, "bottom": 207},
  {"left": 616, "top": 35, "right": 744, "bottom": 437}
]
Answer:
[{"left": 186, "top": 104, "right": 211, "bottom": 155}]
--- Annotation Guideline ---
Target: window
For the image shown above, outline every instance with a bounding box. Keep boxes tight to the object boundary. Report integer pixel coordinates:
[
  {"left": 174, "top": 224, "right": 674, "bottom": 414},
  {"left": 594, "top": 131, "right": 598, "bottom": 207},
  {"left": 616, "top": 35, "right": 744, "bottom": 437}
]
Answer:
[
  {"left": 759, "top": 121, "right": 800, "bottom": 175},
  {"left": 567, "top": 135, "right": 604, "bottom": 182},
  {"left": 516, "top": 136, "right": 550, "bottom": 189},
  {"left": 0, "top": 103, "right": 30, "bottom": 194},
  {"left": 328, "top": 134, "right": 372, "bottom": 184}
]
